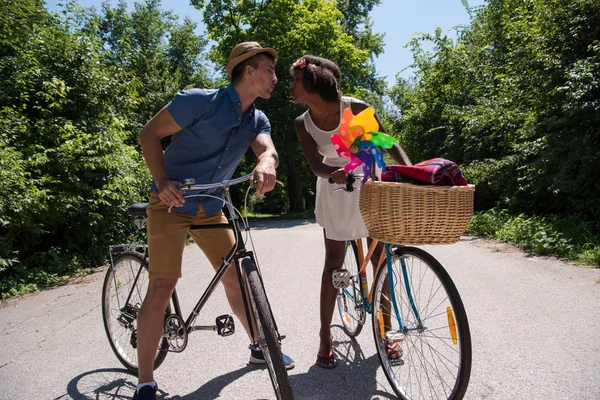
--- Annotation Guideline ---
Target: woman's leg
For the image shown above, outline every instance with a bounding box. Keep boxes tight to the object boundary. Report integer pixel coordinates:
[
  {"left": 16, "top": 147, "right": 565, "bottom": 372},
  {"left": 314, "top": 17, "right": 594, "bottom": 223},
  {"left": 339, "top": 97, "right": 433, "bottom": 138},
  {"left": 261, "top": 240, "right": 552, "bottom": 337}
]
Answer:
[{"left": 319, "top": 230, "right": 346, "bottom": 355}]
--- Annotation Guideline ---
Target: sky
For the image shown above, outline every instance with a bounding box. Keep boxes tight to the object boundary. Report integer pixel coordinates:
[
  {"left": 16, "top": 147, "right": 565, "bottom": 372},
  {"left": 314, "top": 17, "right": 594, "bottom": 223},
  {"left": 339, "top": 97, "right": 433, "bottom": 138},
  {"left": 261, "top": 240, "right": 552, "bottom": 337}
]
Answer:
[{"left": 47, "top": 0, "right": 486, "bottom": 85}]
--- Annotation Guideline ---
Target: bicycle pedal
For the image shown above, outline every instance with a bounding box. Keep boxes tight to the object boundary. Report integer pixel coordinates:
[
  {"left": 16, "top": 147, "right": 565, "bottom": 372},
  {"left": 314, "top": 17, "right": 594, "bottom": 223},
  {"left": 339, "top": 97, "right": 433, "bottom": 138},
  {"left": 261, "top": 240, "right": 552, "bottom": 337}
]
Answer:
[
  {"left": 332, "top": 269, "right": 352, "bottom": 289},
  {"left": 216, "top": 314, "right": 235, "bottom": 337}
]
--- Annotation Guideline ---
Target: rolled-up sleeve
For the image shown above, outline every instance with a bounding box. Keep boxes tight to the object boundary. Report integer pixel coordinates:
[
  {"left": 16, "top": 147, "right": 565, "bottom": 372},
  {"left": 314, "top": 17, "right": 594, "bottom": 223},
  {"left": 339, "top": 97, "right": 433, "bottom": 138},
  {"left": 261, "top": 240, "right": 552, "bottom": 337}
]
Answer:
[
  {"left": 167, "top": 89, "right": 209, "bottom": 129},
  {"left": 255, "top": 111, "right": 271, "bottom": 136}
]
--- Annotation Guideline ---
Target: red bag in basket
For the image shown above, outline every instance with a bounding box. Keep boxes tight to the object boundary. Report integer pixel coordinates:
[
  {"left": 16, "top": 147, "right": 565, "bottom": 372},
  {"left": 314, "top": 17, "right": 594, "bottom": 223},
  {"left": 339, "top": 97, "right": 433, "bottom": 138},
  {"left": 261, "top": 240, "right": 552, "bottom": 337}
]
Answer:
[{"left": 381, "top": 158, "right": 468, "bottom": 186}]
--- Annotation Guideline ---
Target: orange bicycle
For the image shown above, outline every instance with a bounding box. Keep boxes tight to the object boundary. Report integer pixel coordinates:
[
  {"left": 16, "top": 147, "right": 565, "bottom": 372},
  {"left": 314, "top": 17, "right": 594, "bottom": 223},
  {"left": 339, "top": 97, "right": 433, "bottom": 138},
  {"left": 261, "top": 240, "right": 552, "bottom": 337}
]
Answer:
[{"left": 331, "top": 174, "right": 473, "bottom": 399}]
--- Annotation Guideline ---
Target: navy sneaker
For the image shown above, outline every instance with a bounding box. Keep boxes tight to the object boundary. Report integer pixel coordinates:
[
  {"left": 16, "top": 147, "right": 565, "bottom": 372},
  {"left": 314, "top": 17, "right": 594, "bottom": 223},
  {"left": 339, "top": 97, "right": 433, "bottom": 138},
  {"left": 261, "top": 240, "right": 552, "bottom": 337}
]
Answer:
[
  {"left": 250, "top": 348, "right": 295, "bottom": 370},
  {"left": 132, "top": 384, "right": 157, "bottom": 400}
]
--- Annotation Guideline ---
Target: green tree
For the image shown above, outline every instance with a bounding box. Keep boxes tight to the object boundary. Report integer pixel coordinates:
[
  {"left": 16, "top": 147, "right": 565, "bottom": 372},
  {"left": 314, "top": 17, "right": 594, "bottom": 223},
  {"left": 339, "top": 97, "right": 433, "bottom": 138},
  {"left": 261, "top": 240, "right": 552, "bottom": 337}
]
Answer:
[
  {"left": 0, "top": 1, "right": 150, "bottom": 296},
  {"left": 93, "top": 0, "right": 211, "bottom": 144},
  {"left": 191, "top": 0, "right": 381, "bottom": 212},
  {"left": 0, "top": 0, "right": 214, "bottom": 297},
  {"left": 390, "top": 0, "right": 600, "bottom": 220}
]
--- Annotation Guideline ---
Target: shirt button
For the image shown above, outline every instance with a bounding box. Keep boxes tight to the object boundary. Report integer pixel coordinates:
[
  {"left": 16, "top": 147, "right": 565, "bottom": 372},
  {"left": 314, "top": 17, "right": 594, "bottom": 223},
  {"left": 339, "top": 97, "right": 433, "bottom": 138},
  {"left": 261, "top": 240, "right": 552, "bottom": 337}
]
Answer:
[
  {"left": 218, "top": 165, "right": 222, "bottom": 169},
  {"left": 226, "top": 148, "right": 229, "bottom": 151},
  {"left": 237, "top": 117, "right": 241, "bottom": 120}
]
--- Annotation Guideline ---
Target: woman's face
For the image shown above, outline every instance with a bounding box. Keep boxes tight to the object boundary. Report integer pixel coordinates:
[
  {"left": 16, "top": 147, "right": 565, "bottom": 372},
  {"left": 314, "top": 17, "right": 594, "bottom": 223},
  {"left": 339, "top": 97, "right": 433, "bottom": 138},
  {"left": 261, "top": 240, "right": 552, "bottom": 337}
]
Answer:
[{"left": 290, "top": 70, "right": 307, "bottom": 104}]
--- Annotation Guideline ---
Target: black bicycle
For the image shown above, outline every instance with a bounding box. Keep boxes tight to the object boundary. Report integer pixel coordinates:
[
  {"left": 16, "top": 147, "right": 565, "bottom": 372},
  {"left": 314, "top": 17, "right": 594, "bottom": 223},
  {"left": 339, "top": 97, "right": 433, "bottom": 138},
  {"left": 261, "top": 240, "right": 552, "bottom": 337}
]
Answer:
[{"left": 101, "top": 173, "right": 293, "bottom": 400}]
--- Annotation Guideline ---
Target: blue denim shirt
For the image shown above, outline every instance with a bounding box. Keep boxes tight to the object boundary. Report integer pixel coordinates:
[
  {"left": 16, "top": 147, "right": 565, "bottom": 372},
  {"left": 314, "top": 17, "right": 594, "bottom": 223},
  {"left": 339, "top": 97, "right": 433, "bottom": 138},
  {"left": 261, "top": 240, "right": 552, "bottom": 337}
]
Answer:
[{"left": 151, "top": 85, "right": 271, "bottom": 216}]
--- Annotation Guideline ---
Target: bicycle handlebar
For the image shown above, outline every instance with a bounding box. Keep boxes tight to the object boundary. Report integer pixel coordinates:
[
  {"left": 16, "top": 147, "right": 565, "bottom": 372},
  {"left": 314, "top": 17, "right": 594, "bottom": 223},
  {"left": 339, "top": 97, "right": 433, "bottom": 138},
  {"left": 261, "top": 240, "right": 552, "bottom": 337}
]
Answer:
[
  {"left": 328, "top": 173, "right": 363, "bottom": 193},
  {"left": 181, "top": 173, "right": 284, "bottom": 192},
  {"left": 182, "top": 173, "right": 253, "bottom": 191}
]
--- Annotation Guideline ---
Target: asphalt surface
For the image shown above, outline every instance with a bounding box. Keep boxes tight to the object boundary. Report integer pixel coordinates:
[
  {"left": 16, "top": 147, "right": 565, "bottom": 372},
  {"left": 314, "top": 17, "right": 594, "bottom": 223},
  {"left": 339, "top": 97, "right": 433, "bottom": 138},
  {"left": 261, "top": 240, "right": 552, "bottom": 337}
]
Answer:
[{"left": 1, "top": 219, "right": 599, "bottom": 400}]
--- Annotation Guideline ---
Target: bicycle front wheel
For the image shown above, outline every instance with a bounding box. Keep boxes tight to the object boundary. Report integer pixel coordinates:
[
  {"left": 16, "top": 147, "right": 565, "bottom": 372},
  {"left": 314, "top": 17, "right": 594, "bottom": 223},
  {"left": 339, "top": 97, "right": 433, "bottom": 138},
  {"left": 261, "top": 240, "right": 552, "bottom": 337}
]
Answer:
[
  {"left": 337, "top": 240, "right": 366, "bottom": 337},
  {"left": 372, "top": 246, "right": 472, "bottom": 400},
  {"left": 242, "top": 257, "right": 293, "bottom": 400},
  {"left": 101, "top": 251, "right": 170, "bottom": 374}
]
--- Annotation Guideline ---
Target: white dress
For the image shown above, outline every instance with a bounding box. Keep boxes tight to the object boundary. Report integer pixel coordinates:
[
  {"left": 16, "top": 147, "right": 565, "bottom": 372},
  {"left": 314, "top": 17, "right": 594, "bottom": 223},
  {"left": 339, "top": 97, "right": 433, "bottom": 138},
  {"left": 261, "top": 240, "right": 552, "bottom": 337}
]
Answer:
[{"left": 301, "top": 96, "right": 370, "bottom": 240}]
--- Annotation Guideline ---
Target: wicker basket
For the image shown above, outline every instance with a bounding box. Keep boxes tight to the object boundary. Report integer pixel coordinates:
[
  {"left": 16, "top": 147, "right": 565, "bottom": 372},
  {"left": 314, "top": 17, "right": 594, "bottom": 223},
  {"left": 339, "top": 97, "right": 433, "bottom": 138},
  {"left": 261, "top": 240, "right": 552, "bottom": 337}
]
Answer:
[{"left": 359, "top": 181, "right": 475, "bottom": 245}]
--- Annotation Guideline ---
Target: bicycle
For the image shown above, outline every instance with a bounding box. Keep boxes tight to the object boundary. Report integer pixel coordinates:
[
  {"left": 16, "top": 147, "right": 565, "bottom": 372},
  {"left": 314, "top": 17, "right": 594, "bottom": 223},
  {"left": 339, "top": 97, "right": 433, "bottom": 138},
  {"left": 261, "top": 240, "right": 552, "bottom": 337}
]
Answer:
[
  {"left": 331, "top": 174, "right": 472, "bottom": 400},
  {"left": 101, "top": 173, "right": 294, "bottom": 400}
]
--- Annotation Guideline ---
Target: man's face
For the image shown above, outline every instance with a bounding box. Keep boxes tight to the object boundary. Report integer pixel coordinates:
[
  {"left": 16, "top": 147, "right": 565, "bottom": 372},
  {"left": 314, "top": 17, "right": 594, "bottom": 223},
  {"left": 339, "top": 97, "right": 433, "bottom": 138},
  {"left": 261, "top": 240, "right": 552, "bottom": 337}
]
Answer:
[{"left": 250, "top": 56, "right": 277, "bottom": 99}]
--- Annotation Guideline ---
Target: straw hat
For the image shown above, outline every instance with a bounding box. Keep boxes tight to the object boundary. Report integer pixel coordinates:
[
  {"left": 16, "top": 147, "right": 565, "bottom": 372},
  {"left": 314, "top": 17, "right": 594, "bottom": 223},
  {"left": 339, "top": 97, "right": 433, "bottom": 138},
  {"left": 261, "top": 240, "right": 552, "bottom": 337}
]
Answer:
[{"left": 226, "top": 41, "right": 278, "bottom": 78}]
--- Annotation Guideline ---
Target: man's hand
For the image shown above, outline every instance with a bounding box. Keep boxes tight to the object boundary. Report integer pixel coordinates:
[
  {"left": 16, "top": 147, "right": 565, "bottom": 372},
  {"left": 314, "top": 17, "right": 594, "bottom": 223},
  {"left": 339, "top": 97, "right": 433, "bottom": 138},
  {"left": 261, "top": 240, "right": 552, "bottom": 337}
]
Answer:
[
  {"left": 157, "top": 180, "right": 185, "bottom": 207},
  {"left": 251, "top": 158, "right": 277, "bottom": 195},
  {"left": 330, "top": 168, "right": 347, "bottom": 185}
]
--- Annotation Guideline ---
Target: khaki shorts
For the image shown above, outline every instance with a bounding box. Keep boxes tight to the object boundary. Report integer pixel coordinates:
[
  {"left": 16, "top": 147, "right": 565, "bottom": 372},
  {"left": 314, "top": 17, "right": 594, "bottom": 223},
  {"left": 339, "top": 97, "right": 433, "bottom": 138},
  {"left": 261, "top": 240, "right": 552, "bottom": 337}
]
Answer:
[{"left": 146, "top": 193, "right": 235, "bottom": 279}]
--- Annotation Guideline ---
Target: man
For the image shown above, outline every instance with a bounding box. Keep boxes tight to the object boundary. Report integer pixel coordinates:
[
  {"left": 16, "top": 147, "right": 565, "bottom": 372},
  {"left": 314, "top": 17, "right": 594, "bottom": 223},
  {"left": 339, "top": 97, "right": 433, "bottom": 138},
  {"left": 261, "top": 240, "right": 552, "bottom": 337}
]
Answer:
[{"left": 134, "top": 42, "right": 294, "bottom": 400}]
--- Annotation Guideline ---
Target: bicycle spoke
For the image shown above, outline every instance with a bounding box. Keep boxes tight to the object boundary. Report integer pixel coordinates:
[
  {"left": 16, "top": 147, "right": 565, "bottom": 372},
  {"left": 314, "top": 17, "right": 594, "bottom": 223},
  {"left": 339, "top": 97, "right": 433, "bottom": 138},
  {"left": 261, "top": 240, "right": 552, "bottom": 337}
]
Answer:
[{"left": 372, "top": 247, "right": 471, "bottom": 400}]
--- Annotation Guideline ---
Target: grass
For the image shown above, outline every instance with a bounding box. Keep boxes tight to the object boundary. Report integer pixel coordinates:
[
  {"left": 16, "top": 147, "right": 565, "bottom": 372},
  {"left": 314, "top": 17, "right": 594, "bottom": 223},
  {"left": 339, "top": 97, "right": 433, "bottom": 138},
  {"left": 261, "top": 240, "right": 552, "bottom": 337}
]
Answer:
[
  {"left": 466, "top": 209, "right": 600, "bottom": 266},
  {"left": 242, "top": 208, "right": 316, "bottom": 220}
]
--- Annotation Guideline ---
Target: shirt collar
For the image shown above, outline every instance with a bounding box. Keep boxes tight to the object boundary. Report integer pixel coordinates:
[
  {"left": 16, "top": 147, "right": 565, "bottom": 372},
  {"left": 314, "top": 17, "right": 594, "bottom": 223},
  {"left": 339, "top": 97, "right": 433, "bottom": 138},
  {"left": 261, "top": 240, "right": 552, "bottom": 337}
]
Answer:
[{"left": 226, "top": 84, "right": 255, "bottom": 116}]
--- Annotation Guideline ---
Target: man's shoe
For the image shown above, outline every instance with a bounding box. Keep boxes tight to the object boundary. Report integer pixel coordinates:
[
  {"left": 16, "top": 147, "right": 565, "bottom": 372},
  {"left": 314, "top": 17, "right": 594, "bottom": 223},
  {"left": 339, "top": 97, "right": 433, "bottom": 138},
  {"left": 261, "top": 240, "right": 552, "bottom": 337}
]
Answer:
[
  {"left": 132, "top": 384, "right": 157, "bottom": 400},
  {"left": 250, "top": 348, "right": 295, "bottom": 370}
]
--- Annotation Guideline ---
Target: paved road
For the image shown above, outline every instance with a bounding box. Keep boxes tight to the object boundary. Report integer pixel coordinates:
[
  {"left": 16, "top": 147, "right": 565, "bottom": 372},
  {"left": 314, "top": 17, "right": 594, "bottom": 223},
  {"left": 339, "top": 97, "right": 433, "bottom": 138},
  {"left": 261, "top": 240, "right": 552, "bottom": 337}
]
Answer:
[{"left": 1, "top": 220, "right": 599, "bottom": 400}]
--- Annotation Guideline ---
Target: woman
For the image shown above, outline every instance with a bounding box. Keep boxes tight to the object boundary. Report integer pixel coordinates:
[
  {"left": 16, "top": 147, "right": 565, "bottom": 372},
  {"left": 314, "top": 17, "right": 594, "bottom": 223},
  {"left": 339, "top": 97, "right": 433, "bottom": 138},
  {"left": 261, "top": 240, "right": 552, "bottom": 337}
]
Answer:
[{"left": 290, "top": 55, "right": 411, "bottom": 368}]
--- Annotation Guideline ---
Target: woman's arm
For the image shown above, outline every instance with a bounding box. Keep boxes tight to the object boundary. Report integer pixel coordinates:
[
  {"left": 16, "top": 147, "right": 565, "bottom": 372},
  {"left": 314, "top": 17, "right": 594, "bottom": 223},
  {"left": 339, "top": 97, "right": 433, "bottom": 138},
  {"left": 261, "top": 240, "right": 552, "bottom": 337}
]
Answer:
[{"left": 350, "top": 99, "right": 412, "bottom": 166}]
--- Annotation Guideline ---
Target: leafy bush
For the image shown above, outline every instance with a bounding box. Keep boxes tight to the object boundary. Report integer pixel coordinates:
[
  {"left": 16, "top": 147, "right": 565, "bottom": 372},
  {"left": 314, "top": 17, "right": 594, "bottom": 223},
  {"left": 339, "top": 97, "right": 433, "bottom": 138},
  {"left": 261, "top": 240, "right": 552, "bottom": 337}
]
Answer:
[
  {"left": 467, "top": 209, "right": 599, "bottom": 265},
  {"left": 0, "top": 1, "right": 210, "bottom": 298}
]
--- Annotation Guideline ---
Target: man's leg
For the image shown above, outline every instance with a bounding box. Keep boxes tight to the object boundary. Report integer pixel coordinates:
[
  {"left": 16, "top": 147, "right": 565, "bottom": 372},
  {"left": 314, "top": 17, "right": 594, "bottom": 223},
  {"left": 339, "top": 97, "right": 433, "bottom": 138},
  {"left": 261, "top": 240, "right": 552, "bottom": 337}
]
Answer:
[
  {"left": 189, "top": 207, "right": 255, "bottom": 339},
  {"left": 190, "top": 205, "right": 294, "bottom": 369},
  {"left": 140, "top": 193, "right": 191, "bottom": 388},
  {"left": 137, "top": 277, "right": 178, "bottom": 383}
]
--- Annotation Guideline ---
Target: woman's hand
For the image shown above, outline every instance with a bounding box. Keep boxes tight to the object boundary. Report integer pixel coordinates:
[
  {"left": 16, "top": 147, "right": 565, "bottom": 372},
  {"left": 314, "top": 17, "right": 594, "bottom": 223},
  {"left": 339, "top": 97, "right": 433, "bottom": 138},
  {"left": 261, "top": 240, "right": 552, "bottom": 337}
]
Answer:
[{"left": 330, "top": 168, "right": 347, "bottom": 184}]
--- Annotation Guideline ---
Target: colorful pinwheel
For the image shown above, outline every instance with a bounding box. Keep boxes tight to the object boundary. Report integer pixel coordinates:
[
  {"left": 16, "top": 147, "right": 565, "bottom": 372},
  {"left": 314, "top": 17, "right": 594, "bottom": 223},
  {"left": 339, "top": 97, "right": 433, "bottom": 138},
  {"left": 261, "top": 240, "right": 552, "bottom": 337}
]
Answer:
[{"left": 331, "top": 107, "right": 399, "bottom": 182}]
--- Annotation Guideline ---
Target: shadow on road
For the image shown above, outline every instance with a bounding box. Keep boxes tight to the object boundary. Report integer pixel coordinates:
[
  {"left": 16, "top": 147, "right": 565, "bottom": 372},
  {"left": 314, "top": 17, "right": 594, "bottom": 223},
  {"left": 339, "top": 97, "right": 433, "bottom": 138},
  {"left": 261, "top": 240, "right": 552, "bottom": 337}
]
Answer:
[
  {"left": 59, "top": 365, "right": 257, "bottom": 399},
  {"left": 287, "top": 325, "right": 398, "bottom": 400},
  {"left": 60, "top": 326, "right": 397, "bottom": 399},
  {"left": 58, "top": 367, "right": 137, "bottom": 399}
]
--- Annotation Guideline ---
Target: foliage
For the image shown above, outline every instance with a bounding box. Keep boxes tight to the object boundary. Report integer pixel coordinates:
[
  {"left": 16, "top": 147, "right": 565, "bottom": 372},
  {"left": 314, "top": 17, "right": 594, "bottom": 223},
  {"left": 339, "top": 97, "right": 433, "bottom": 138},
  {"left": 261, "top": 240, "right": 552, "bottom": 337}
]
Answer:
[
  {"left": 191, "top": 0, "right": 386, "bottom": 212},
  {"left": 467, "top": 209, "right": 600, "bottom": 265},
  {"left": 390, "top": 0, "right": 600, "bottom": 221},
  {"left": 0, "top": 0, "right": 211, "bottom": 298}
]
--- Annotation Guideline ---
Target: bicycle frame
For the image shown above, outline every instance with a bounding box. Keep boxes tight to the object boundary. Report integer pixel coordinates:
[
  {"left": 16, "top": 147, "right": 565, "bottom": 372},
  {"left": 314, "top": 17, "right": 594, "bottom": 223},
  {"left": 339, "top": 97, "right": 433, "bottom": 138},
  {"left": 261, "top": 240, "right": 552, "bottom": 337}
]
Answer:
[
  {"left": 107, "top": 174, "right": 277, "bottom": 346},
  {"left": 342, "top": 239, "right": 424, "bottom": 332}
]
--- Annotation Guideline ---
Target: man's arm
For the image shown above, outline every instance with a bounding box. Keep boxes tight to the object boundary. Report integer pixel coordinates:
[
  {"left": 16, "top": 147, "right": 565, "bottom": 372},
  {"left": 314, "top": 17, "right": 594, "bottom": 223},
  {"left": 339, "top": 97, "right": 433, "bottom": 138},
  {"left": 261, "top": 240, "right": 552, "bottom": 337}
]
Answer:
[
  {"left": 140, "top": 106, "right": 186, "bottom": 206},
  {"left": 251, "top": 133, "right": 279, "bottom": 195}
]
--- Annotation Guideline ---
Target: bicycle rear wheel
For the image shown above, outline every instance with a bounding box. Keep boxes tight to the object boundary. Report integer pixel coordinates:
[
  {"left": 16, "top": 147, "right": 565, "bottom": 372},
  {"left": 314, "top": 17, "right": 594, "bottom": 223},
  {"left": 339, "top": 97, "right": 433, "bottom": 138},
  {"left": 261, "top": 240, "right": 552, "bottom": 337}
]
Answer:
[
  {"left": 336, "top": 240, "right": 366, "bottom": 337},
  {"left": 372, "top": 246, "right": 472, "bottom": 400},
  {"left": 242, "top": 257, "right": 293, "bottom": 400},
  {"left": 101, "top": 251, "right": 170, "bottom": 374}
]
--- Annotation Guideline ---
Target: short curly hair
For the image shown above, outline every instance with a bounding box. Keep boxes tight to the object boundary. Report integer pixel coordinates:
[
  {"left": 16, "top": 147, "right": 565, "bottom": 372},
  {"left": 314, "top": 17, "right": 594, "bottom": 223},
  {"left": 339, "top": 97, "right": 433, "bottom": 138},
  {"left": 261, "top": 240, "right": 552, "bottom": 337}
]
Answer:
[{"left": 290, "top": 55, "right": 341, "bottom": 102}]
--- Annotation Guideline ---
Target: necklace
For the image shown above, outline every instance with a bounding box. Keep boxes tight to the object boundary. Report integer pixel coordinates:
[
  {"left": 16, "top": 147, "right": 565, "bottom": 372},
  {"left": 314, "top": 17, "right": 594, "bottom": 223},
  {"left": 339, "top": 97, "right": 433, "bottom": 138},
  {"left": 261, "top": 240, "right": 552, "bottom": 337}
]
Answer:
[{"left": 312, "top": 104, "right": 339, "bottom": 129}]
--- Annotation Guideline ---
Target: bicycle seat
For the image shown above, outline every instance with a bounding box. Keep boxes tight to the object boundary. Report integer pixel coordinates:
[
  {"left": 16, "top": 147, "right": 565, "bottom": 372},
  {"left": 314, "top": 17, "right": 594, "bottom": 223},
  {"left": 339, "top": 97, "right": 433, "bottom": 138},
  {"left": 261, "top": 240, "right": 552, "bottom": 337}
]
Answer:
[{"left": 129, "top": 203, "right": 149, "bottom": 217}]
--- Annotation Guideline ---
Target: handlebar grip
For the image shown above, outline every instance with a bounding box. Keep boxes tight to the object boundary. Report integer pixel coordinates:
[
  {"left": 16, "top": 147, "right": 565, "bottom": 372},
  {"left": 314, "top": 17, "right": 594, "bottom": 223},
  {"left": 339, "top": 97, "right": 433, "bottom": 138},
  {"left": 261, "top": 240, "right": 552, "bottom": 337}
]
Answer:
[{"left": 328, "top": 173, "right": 355, "bottom": 185}]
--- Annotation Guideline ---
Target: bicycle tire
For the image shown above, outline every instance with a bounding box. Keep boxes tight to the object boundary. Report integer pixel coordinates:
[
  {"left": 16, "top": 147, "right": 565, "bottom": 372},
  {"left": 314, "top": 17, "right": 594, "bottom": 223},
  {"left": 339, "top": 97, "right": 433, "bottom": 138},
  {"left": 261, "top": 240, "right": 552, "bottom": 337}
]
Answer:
[
  {"left": 371, "top": 246, "right": 472, "bottom": 400},
  {"left": 336, "top": 240, "right": 366, "bottom": 337},
  {"left": 242, "top": 257, "right": 294, "bottom": 400},
  {"left": 101, "top": 251, "right": 170, "bottom": 374}
]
